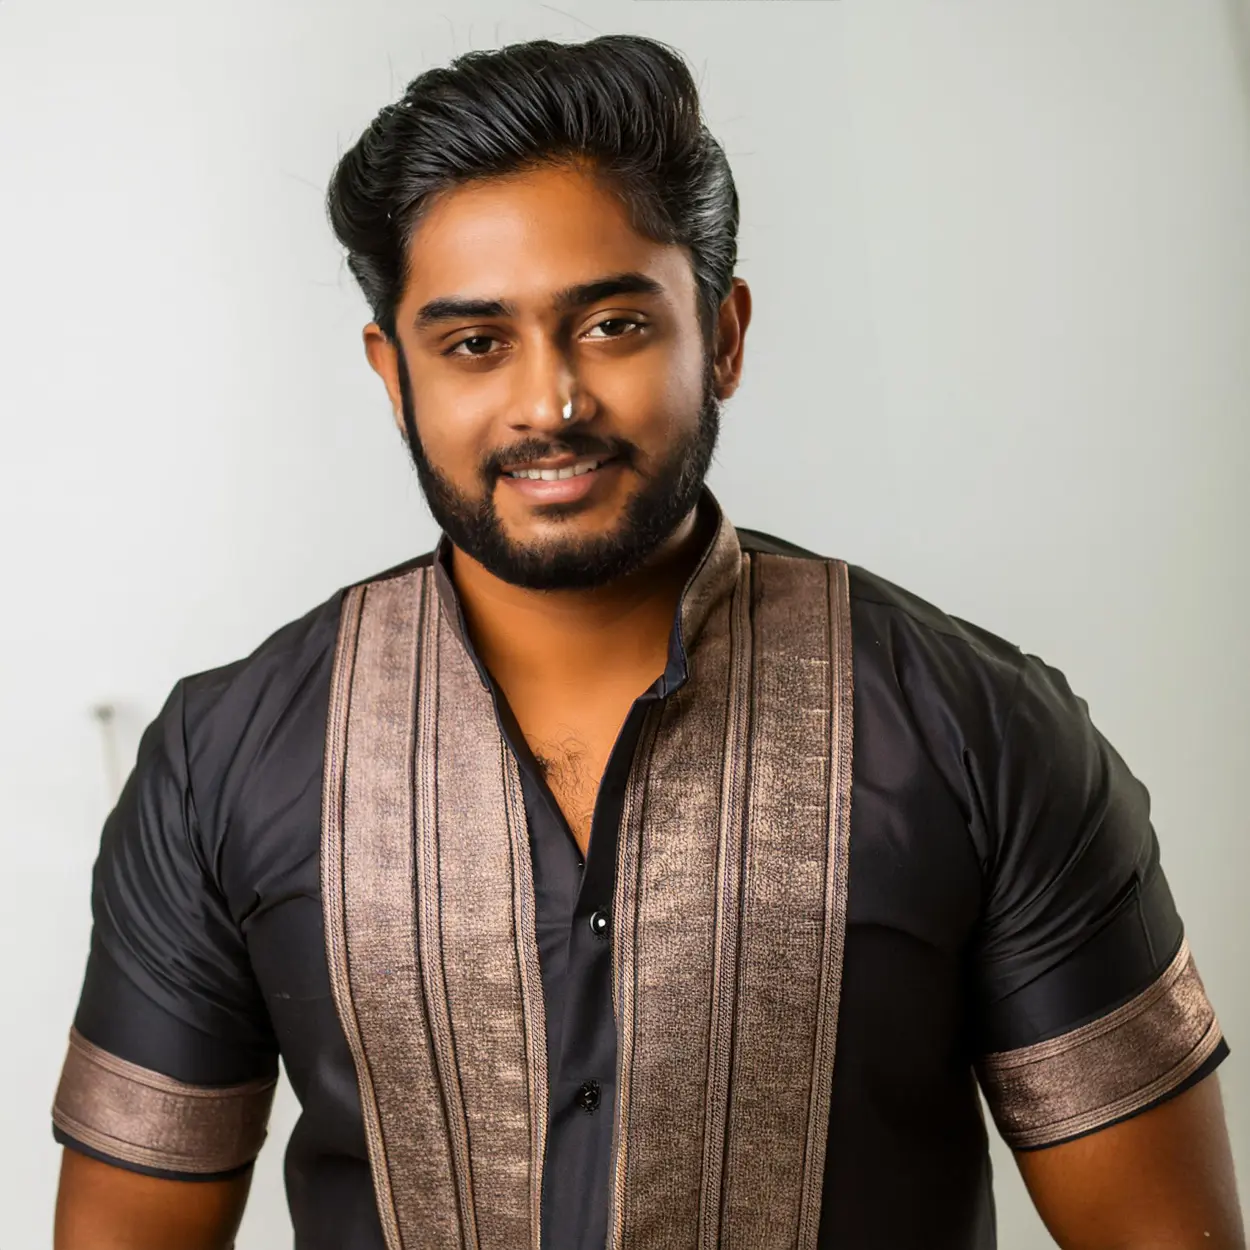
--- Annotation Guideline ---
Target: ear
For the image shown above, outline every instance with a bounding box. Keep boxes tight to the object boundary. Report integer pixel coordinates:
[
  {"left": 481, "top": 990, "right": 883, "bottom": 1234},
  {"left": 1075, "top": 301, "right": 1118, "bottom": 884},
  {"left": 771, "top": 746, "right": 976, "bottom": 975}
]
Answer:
[
  {"left": 711, "top": 278, "right": 752, "bottom": 401},
  {"left": 363, "top": 324, "right": 406, "bottom": 436}
]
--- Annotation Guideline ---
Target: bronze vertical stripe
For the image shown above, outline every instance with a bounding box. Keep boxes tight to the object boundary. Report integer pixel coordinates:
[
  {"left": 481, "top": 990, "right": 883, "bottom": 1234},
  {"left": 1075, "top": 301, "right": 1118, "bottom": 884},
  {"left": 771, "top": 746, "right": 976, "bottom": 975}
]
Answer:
[
  {"left": 323, "top": 571, "right": 462, "bottom": 1250},
  {"left": 609, "top": 517, "right": 744, "bottom": 1250},
  {"left": 609, "top": 516, "right": 854, "bottom": 1250},
  {"left": 615, "top": 573, "right": 744, "bottom": 1246},
  {"left": 502, "top": 725, "right": 550, "bottom": 1250},
  {"left": 325, "top": 568, "right": 545, "bottom": 1250},
  {"left": 607, "top": 699, "right": 660, "bottom": 1250},
  {"left": 699, "top": 551, "right": 753, "bottom": 1250},
  {"left": 797, "top": 558, "right": 854, "bottom": 1249},
  {"left": 414, "top": 583, "right": 479, "bottom": 1249},
  {"left": 720, "top": 554, "right": 848, "bottom": 1250},
  {"left": 320, "top": 580, "right": 407, "bottom": 1250},
  {"left": 434, "top": 607, "right": 547, "bottom": 1250}
]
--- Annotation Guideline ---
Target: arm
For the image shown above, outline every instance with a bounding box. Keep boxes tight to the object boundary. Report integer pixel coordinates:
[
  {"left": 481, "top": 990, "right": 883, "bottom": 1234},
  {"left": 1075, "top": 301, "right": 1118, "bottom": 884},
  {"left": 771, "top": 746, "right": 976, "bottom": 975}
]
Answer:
[
  {"left": 55, "top": 1150, "right": 252, "bottom": 1250},
  {"left": 971, "top": 654, "right": 1239, "bottom": 1247},
  {"left": 1016, "top": 1074, "right": 1245, "bottom": 1249},
  {"left": 51, "top": 683, "right": 278, "bottom": 1244}
]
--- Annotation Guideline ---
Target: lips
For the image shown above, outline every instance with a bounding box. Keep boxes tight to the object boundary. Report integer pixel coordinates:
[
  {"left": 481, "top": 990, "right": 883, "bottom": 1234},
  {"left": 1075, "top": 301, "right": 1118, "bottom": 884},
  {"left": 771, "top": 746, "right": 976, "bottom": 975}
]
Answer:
[{"left": 498, "top": 456, "right": 621, "bottom": 505}]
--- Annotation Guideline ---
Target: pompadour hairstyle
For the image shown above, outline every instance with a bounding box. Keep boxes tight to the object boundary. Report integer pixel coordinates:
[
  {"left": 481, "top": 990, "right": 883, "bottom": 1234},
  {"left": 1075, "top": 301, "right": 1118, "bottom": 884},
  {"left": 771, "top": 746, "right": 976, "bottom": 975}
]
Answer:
[{"left": 326, "top": 35, "right": 739, "bottom": 340}]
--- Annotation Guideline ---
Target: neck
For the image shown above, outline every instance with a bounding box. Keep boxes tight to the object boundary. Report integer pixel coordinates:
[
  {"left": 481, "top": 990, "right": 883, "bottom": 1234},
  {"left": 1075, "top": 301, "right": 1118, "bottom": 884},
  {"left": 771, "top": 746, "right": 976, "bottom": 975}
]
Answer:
[{"left": 449, "top": 509, "right": 706, "bottom": 693}]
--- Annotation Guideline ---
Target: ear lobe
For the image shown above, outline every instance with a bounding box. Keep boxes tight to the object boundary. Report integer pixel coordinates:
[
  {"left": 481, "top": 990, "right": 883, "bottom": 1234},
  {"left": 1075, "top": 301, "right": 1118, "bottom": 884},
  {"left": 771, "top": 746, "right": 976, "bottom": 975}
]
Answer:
[
  {"left": 363, "top": 323, "right": 408, "bottom": 431},
  {"left": 711, "top": 352, "right": 739, "bottom": 400}
]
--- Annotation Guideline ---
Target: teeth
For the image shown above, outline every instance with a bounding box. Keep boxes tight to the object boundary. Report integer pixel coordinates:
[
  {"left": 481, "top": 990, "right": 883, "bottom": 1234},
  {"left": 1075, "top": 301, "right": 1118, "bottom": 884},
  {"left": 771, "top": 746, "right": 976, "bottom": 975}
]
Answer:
[{"left": 510, "top": 458, "right": 602, "bottom": 481}]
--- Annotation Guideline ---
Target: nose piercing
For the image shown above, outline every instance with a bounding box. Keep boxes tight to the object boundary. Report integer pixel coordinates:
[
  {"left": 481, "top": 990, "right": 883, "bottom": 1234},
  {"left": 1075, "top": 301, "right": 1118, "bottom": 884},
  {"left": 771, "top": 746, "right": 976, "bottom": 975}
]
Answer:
[{"left": 562, "top": 398, "right": 574, "bottom": 421}]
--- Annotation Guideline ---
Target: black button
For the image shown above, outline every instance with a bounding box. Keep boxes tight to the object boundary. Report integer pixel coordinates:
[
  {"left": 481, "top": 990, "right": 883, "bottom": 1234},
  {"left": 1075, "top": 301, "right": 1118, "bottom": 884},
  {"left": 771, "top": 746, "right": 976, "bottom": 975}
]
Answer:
[
  {"left": 589, "top": 909, "right": 610, "bottom": 939},
  {"left": 576, "top": 1080, "right": 601, "bottom": 1113}
]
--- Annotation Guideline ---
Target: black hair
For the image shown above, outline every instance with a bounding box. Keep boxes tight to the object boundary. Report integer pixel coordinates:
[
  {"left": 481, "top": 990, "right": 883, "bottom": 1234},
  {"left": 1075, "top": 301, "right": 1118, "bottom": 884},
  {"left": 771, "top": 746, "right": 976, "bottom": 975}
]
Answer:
[{"left": 326, "top": 34, "right": 738, "bottom": 341}]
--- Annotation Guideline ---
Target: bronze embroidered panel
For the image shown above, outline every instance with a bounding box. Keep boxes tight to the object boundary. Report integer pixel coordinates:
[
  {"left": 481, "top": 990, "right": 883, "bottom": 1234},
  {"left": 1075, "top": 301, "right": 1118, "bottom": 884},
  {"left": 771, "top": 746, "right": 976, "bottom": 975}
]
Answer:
[
  {"left": 432, "top": 601, "right": 548, "bottom": 1250},
  {"left": 52, "top": 1027, "right": 275, "bottom": 1175},
  {"left": 322, "top": 569, "right": 546, "bottom": 1250},
  {"left": 322, "top": 572, "right": 458, "bottom": 1250},
  {"left": 609, "top": 528, "right": 855, "bottom": 1250},
  {"left": 325, "top": 516, "right": 855, "bottom": 1250},
  {"left": 607, "top": 530, "right": 744, "bottom": 1250},
  {"left": 979, "top": 938, "right": 1224, "bottom": 1149}
]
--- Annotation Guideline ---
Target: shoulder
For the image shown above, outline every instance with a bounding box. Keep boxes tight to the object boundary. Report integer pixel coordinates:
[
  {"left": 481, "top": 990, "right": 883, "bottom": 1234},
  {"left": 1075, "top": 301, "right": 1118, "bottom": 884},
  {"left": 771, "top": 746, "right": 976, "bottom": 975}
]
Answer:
[
  {"left": 181, "top": 553, "right": 435, "bottom": 717},
  {"left": 175, "top": 552, "right": 437, "bottom": 827},
  {"left": 737, "top": 524, "right": 1028, "bottom": 707}
]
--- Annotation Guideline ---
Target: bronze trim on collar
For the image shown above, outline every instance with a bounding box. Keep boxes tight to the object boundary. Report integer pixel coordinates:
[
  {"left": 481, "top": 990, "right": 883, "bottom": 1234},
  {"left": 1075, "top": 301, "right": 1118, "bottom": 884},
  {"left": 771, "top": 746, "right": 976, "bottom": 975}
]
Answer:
[
  {"left": 608, "top": 548, "right": 855, "bottom": 1250},
  {"left": 322, "top": 567, "right": 547, "bottom": 1250},
  {"left": 326, "top": 524, "right": 857, "bottom": 1250}
]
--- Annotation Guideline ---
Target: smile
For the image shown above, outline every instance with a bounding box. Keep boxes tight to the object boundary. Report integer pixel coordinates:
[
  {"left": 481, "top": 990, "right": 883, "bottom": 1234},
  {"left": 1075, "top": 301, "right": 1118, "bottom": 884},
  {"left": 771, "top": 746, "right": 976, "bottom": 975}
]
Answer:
[{"left": 505, "top": 455, "right": 607, "bottom": 482}]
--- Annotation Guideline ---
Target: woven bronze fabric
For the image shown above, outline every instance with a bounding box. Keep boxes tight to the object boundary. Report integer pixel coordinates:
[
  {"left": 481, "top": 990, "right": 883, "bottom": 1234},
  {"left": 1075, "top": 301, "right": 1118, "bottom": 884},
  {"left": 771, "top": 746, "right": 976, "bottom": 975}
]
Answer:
[
  {"left": 52, "top": 1027, "right": 275, "bottom": 1175},
  {"left": 608, "top": 534, "right": 854, "bottom": 1250},
  {"left": 323, "top": 569, "right": 546, "bottom": 1250},
  {"left": 323, "top": 516, "right": 855, "bottom": 1250},
  {"left": 979, "top": 939, "right": 1224, "bottom": 1149}
]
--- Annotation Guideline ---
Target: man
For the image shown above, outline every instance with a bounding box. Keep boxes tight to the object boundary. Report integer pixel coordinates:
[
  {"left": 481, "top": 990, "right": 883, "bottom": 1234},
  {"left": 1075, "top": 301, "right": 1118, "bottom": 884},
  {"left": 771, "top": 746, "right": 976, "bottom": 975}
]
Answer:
[{"left": 52, "top": 33, "right": 1242, "bottom": 1250}]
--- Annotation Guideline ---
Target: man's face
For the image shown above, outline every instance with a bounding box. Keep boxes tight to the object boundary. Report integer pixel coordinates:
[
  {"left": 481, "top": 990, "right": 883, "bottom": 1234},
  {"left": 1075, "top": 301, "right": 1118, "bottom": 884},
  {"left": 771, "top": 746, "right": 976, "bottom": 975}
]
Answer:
[{"left": 374, "top": 166, "right": 726, "bottom": 590}]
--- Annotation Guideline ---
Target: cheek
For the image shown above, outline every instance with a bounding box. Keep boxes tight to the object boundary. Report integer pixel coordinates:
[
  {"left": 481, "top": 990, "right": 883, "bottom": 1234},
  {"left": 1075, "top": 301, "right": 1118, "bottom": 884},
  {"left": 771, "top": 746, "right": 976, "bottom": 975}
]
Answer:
[
  {"left": 408, "top": 374, "right": 498, "bottom": 470},
  {"left": 589, "top": 341, "right": 705, "bottom": 439}
]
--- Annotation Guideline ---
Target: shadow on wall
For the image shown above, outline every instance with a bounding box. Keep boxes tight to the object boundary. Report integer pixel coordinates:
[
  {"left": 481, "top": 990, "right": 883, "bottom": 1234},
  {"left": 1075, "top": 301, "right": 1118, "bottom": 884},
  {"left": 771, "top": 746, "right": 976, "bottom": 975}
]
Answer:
[{"left": 1225, "top": 0, "right": 1250, "bottom": 118}]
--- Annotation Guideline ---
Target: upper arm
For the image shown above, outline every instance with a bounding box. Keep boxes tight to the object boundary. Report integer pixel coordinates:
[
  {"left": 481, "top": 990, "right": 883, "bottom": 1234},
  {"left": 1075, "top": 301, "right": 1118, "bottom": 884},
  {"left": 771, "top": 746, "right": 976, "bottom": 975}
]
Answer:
[
  {"left": 53, "top": 683, "right": 278, "bottom": 1234},
  {"left": 1016, "top": 1073, "right": 1245, "bottom": 1249},
  {"left": 55, "top": 1149, "right": 253, "bottom": 1250},
  {"left": 970, "top": 654, "right": 1236, "bottom": 1238}
]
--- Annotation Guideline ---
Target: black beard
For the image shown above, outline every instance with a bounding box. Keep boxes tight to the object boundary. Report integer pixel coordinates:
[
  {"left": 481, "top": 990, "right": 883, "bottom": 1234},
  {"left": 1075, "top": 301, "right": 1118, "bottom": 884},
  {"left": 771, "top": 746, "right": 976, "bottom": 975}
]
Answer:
[{"left": 396, "top": 351, "right": 720, "bottom": 591}]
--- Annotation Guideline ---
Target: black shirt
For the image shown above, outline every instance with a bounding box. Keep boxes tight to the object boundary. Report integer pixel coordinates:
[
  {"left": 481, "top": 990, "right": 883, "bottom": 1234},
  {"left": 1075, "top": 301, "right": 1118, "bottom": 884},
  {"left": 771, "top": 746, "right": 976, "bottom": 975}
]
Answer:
[{"left": 53, "top": 508, "right": 1227, "bottom": 1249}]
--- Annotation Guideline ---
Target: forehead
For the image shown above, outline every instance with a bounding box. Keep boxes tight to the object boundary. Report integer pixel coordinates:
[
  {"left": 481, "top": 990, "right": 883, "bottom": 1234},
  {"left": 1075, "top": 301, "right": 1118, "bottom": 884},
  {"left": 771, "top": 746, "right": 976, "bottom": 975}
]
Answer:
[{"left": 402, "top": 166, "right": 696, "bottom": 311}]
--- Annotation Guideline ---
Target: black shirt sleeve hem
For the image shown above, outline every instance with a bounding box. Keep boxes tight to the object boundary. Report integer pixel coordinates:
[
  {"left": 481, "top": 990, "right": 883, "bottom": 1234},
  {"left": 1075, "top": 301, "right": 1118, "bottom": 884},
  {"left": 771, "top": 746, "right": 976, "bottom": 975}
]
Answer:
[
  {"left": 52, "top": 1125, "right": 256, "bottom": 1183},
  {"left": 1011, "top": 1037, "right": 1230, "bottom": 1154}
]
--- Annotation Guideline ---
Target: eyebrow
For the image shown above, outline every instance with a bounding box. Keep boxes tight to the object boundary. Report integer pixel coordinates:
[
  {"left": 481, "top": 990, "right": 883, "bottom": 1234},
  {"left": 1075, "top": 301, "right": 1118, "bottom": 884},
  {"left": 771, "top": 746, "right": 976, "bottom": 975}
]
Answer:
[{"left": 413, "top": 271, "right": 667, "bottom": 329}]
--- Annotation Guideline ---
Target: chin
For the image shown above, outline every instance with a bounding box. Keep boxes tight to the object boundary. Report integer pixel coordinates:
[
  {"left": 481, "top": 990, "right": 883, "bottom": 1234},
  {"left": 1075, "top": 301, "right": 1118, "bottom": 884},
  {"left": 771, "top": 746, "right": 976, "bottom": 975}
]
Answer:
[{"left": 506, "top": 506, "right": 628, "bottom": 550}]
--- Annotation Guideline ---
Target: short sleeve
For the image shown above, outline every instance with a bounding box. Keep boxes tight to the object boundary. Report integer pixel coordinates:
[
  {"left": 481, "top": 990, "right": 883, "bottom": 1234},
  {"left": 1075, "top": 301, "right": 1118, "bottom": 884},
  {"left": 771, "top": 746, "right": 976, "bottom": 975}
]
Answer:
[
  {"left": 973, "top": 654, "right": 1227, "bottom": 1151},
  {"left": 52, "top": 682, "right": 278, "bottom": 1179}
]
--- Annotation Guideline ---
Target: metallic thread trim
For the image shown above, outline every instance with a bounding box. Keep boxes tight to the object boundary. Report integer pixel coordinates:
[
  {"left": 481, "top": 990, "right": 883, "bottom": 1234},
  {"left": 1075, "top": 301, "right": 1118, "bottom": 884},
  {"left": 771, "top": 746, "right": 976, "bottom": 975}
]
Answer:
[
  {"left": 797, "top": 558, "right": 855, "bottom": 1249},
  {"left": 698, "top": 552, "right": 752, "bottom": 1250},
  {"left": 719, "top": 553, "right": 852, "bottom": 1249},
  {"left": 979, "top": 939, "right": 1225, "bottom": 1149},
  {"left": 607, "top": 702, "right": 664, "bottom": 1250},
  {"left": 415, "top": 585, "right": 480, "bottom": 1249},
  {"left": 329, "top": 515, "right": 857, "bottom": 1250},
  {"left": 52, "top": 1028, "right": 275, "bottom": 1175},
  {"left": 608, "top": 539, "right": 855, "bottom": 1250},
  {"left": 502, "top": 741, "right": 549, "bottom": 1249},
  {"left": 325, "top": 567, "right": 546, "bottom": 1250},
  {"left": 321, "top": 578, "right": 409, "bottom": 1250}
]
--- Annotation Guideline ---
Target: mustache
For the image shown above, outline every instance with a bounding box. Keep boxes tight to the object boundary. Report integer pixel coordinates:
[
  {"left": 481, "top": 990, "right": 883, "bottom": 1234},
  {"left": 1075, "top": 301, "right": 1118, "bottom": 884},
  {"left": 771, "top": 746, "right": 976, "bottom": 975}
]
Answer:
[{"left": 482, "top": 434, "right": 637, "bottom": 480}]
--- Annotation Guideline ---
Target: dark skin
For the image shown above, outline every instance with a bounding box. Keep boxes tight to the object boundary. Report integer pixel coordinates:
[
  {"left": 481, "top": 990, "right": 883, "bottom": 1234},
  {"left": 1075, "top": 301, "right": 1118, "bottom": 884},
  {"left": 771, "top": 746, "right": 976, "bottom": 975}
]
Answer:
[
  {"left": 54, "top": 166, "right": 1245, "bottom": 1246},
  {"left": 365, "top": 166, "right": 750, "bottom": 855},
  {"left": 55, "top": 1150, "right": 251, "bottom": 1249}
]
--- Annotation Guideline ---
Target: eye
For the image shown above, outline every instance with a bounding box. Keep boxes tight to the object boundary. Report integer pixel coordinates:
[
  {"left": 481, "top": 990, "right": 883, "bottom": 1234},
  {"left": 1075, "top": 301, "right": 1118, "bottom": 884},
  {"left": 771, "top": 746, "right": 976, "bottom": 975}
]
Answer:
[
  {"left": 583, "top": 317, "right": 644, "bottom": 340},
  {"left": 445, "top": 334, "right": 503, "bottom": 358}
]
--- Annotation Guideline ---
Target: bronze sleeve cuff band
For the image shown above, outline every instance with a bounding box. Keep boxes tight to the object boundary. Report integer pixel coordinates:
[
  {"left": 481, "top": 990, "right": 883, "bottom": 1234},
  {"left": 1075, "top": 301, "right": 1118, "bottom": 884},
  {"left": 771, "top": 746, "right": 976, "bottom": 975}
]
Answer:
[
  {"left": 52, "top": 1027, "right": 277, "bottom": 1175},
  {"left": 978, "top": 938, "right": 1224, "bottom": 1150}
]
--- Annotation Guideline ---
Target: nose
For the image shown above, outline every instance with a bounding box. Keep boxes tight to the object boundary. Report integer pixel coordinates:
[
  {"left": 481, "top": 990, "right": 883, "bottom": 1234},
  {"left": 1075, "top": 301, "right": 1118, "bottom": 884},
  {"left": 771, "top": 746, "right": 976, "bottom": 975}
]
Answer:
[{"left": 511, "top": 339, "right": 583, "bottom": 434}]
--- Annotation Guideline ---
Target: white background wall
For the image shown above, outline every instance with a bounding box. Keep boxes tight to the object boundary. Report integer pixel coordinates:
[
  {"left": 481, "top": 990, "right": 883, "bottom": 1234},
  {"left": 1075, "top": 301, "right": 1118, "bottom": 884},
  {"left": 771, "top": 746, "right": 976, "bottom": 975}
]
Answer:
[{"left": 2, "top": 2, "right": 1247, "bottom": 1245}]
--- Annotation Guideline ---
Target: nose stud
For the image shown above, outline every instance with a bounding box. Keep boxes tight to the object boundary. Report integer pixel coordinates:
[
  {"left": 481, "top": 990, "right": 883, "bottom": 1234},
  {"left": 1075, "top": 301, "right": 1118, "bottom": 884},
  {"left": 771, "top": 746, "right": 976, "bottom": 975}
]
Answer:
[{"left": 561, "top": 398, "right": 574, "bottom": 421}]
